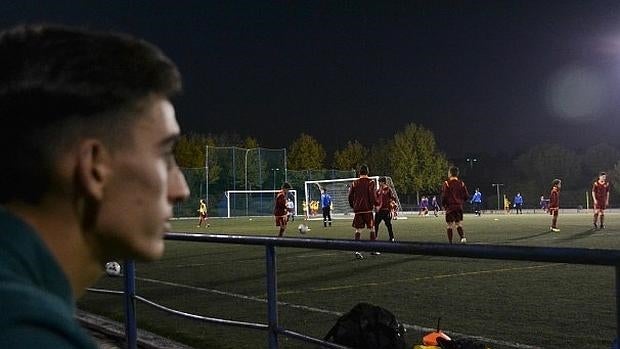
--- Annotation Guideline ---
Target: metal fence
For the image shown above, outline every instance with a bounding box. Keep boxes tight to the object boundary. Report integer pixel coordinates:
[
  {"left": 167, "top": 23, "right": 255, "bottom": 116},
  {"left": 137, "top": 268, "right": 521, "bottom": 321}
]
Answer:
[{"left": 108, "top": 234, "right": 620, "bottom": 349}]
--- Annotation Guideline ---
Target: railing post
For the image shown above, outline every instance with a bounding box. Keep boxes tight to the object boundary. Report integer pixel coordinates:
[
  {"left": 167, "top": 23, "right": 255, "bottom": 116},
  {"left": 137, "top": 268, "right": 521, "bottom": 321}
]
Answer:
[
  {"left": 615, "top": 265, "right": 620, "bottom": 344},
  {"left": 266, "top": 244, "right": 279, "bottom": 348},
  {"left": 124, "top": 260, "right": 137, "bottom": 349}
]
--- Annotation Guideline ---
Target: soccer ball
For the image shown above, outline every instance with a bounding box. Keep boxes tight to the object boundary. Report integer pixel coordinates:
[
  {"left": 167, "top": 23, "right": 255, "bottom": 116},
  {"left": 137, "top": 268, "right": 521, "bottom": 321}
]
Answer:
[
  {"left": 298, "top": 224, "right": 310, "bottom": 234},
  {"left": 105, "top": 261, "right": 122, "bottom": 277}
]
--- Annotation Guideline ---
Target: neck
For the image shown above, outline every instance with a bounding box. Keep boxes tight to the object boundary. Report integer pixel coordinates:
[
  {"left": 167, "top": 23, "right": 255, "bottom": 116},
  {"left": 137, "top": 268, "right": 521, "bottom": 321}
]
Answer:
[{"left": 5, "top": 199, "right": 102, "bottom": 298}]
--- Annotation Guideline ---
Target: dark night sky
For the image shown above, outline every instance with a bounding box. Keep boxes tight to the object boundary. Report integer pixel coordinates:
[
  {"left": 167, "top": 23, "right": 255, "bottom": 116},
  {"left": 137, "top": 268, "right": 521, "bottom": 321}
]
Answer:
[{"left": 3, "top": 1, "right": 620, "bottom": 157}]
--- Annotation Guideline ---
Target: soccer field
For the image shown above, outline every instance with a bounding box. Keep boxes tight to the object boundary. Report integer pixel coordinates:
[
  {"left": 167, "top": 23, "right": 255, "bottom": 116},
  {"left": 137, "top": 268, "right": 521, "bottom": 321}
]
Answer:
[{"left": 79, "top": 212, "right": 620, "bottom": 349}]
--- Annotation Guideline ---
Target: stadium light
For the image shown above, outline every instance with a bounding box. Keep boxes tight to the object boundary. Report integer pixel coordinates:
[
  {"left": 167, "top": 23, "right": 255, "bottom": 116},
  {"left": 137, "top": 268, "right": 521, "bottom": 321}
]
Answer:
[
  {"left": 466, "top": 157, "right": 478, "bottom": 169},
  {"left": 492, "top": 183, "right": 504, "bottom": 211},
  {"left": 271, "top": 168, "right": 280, "bottom": 190}
]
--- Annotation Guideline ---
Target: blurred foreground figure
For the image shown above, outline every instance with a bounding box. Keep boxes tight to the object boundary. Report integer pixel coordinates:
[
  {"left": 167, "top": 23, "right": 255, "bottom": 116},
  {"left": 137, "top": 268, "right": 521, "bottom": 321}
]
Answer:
[{"left": 0, "top": 24, "right": 189, "bottom": 348}]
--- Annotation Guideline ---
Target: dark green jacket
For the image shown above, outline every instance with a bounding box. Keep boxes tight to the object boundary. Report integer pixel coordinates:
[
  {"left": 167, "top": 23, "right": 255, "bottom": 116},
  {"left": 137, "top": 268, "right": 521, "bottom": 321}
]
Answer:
[{"left": 0, "top": 209, "right": 97, "bottom": 348}]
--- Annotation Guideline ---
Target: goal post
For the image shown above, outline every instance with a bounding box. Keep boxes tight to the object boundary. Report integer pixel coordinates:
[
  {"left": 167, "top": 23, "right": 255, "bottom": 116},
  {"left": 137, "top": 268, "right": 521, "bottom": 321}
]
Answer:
[
  {"left": 225, "top": 190, "right": 297, "bottom": 218},
  {"left": 303, "top": 176, "right": 402, "bottom": 220}
]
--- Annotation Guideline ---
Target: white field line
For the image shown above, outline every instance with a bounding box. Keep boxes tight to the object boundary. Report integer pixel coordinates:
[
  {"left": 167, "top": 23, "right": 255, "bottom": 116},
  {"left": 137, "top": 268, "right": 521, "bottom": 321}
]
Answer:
[{"left": 137, "top": 263, "right": 557, "bottom": 349}]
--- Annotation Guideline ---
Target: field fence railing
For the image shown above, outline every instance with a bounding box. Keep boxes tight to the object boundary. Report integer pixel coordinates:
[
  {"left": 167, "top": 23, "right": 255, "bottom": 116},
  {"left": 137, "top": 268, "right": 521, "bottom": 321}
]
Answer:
[{"left": 95, "top": 234, "right": 620, "bottom": 349}]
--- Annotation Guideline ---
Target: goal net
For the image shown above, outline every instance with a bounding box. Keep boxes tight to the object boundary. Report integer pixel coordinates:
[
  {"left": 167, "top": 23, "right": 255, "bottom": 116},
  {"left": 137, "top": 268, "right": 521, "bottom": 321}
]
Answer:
[
  {"left": 225, "top": 190, "right": 298, "bottom": 218},
  {"left": 303, "top": 177, "right": 402, "bottom": 220}
]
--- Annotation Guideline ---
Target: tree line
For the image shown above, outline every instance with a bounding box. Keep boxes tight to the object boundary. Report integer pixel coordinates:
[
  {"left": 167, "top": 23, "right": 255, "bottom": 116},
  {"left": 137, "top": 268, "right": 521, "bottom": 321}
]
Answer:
[{"left": 173, "top": 122, "right": 620, "bottom": 208}]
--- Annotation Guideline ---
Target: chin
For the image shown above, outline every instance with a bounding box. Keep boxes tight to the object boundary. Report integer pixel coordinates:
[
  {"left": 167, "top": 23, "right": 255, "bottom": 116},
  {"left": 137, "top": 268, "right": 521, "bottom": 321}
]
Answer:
[{"left": 133, "top": 241, "right": 166, "bottom": 262}]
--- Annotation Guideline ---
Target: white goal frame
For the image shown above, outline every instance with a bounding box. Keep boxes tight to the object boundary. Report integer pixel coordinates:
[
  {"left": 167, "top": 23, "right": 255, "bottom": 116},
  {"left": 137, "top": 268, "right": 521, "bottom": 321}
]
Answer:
[
  {"left": 225, "top": 190, "right": 297, "bottom": 218},
  {"left": 303, "top": 177, "right": 380, "bottom": 220}
]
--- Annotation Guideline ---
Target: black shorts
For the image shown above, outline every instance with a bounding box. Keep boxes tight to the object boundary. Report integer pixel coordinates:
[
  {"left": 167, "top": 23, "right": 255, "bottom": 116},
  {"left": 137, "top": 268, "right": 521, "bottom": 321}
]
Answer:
[{"left": 445, "top": 209, "right": 463, "bottom": 223}]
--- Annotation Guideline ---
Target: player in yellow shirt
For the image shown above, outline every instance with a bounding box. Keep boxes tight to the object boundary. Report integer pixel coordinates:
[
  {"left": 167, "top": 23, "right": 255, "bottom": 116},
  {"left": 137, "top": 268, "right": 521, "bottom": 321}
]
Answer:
[{"left": 197, "top": 199, "right": 209, "bottom": 227}]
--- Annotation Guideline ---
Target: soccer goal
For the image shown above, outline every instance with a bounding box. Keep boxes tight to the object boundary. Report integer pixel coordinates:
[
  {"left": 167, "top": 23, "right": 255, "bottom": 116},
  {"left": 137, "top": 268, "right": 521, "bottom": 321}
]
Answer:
[
  {"left": 303, "top": 177, "right": 402, "bottom": 220},
  {"left": 225, "top": 190, "right": 298, "bottom": 218}
]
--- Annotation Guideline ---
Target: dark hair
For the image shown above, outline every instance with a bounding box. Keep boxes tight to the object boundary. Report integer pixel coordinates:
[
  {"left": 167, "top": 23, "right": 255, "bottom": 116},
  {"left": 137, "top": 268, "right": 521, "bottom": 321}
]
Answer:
[
  {"left": 378, "top": 176, "right": 387, "bottom": 184},
  {"left": 359, "top": 164, "right": 369, "bottom": 176},
  {"left": 281, "top": 182, "right": 292, "bottom": 190},
  {"left": 449, "top": 166, "right": 459, "bottom": 177},
  {"left": 600, "top": 172, "right": 607, "bottom": 176},
  {"left": 0, "top": 24, "right": 182, "bottom": 203},
  {"left": 552, "top": 178, "right": 561, "bottom": 186}
]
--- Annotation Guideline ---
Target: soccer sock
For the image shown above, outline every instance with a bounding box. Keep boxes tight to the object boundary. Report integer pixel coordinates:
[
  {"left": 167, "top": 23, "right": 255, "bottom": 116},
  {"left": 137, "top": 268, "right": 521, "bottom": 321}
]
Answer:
[
  {"left": 594, "top": 213, "right": 598, "bottom": 224},
  {"left": 355, "top": 231, "right": 361, "bottom": 240},
  {"left": 278, "top": 228, "right": 285, "bottom": 237},
  {"left": 447, "top": 228, "right": 453, "bottom": 243},
  {"left": 457, "top": 226, "right": 464, "bottom": 238},
  {"left": 551, "top": 216, "right": 558, "bottom": 228},
  {"left": 600, "top": 215, "right": 604, "bottom": 226}
]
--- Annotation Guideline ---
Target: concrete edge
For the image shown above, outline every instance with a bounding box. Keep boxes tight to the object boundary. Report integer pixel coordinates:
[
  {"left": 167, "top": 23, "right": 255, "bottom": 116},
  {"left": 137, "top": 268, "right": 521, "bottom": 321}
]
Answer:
[{"left": 76, "top": 310, "right": 195, "bottom": 349}]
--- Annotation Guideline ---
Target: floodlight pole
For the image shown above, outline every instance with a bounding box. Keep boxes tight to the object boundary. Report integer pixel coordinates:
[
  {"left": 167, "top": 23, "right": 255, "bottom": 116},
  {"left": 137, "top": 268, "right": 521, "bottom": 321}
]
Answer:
[
  {"left": 492, "top": 183, "right": 504, "bottom": 211},
  {"left": 466, "top": 157, "right": 478, "bottom": 169}
]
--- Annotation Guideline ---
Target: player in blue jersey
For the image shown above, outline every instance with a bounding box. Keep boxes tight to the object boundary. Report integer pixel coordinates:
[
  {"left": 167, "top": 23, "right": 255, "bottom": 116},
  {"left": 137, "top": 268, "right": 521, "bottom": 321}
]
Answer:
[
  {"left": 320, "top": 188, "right": 333, "bottom": 227},
  {"left": 470, "top": 188, "right": 482, "bottom": 216}
]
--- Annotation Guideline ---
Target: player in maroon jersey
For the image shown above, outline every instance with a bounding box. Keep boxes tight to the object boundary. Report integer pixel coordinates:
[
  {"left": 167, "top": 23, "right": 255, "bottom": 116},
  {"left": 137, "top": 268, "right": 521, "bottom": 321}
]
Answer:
[
  {"left": 375, "top": 176, "right": 396, "bottom": 242},
  {"left": 348, "top": 164, "right": 378, "bottom": 259},
  {"left": 548, "top": 179, "right": 561, "bottom": 232},
  {"left": 592, "top": 172, "right": 610, "bottom": 229},
  {"left": 440, "top": 166, "right": 469, "bottom": 244},
  {"left": 274, "top": 182, "right": 292, "bottom": 237}
]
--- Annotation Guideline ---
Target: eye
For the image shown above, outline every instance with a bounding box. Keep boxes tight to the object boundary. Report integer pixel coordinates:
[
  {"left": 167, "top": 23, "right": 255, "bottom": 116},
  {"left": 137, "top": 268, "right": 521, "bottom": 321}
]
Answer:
[{"left": 164, "top": 150, "right": 178, "bottom": 169}]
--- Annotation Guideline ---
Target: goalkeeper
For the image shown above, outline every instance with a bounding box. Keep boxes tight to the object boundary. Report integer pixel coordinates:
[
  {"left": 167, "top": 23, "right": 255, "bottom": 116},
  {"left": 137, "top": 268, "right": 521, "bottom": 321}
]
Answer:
[{"left": 320, "top": 188, "right": 332, "bottom": 227}]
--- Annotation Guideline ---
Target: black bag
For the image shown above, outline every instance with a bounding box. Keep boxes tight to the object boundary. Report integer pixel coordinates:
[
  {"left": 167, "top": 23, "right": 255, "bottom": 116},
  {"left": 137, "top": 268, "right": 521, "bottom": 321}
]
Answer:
[{"left": 324, "top": 302, "right": 407, "bottom": 349}]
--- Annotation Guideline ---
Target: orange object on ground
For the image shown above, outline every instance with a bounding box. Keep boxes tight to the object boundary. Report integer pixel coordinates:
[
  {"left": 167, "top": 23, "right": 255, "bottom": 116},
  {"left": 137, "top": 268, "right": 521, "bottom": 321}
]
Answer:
[{"left": 422, "top": 331, "right": 451, "bottom": 346}]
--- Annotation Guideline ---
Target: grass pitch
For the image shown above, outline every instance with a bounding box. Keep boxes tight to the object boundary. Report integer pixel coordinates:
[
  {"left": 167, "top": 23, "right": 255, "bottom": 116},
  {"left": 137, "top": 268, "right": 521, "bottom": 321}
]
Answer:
[{"left": 79, "top": 211, "right": 620, "bottom": 348}]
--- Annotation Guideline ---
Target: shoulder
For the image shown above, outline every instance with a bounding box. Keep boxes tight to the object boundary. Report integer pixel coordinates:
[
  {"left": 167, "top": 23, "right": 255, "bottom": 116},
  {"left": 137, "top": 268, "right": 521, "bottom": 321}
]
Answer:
[{"left": 0, "top": 283, "right": 96, "bottom": 348}]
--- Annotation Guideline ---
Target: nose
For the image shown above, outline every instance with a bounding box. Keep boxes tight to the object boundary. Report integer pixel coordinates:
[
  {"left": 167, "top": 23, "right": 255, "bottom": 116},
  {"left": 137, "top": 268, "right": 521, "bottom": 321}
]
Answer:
[{"left": 169, "top": 166, "right": 190, "bottom": 203}]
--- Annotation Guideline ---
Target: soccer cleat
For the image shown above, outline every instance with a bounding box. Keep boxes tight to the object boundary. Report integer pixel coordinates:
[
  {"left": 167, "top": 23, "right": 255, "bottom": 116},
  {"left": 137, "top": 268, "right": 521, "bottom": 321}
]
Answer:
[
  {"left": 593, "top": 223, "right": 598, "bottom": 230},
  {"left": 196, "top": 225, "right": 201, "bottom": 228},
  {"left": 371, "top": 251, "right": 381, "bottom": 256},
  {"left": 460, "top": 237, "right": 467, "bottom": 244},
  {"left": 354, "top": 252, "right": 364, "bottom": 260},
  {"left": 390, "top": 238, "right": 396, "bottom": 243},
  {"left": 550, "top": 227, "right": 560, "bottom": 232},
  {"left": 600, "top": 224, "right": 605, "bottom": 229}
]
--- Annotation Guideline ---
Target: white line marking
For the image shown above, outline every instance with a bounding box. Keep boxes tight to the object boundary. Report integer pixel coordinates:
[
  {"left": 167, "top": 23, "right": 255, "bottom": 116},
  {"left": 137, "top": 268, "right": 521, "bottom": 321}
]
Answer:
[{"left": 137, "top": 276, "right": 542, "bottom": 348}]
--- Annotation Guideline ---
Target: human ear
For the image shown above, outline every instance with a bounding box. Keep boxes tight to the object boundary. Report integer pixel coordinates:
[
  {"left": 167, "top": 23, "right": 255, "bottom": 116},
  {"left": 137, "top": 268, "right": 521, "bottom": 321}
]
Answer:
[{"left": 76, "top": 140, "right": 110, "bottom": 201}]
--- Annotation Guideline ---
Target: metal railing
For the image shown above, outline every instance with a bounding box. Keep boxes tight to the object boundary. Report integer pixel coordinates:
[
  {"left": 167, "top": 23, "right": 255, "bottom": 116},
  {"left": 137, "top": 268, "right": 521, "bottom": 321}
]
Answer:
[{"left": 115, "top": 233, "right": 620, "bottom": 349}]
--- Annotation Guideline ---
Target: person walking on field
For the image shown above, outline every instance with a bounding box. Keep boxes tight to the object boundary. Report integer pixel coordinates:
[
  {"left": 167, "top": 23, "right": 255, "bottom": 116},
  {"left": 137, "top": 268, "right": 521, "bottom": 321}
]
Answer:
[
  {"left": 320, "top": 188, "right": 332, "bottom": 227},
  {"left": 274, "top": 182, "right": 292, "bottom": 237},
  {"left": 503, "top": 194, "right": 511, "bottom": 214},
  {"left": 348, "top": 164, "right": 379, "bottom": 259},
  {"left": 513, "top": 193, "right": 524, "bottom": 214},
  {"left": 470, "top": 188, "right": 482, "bottom": 216},
  {"left": 441, "top": 166, "right": 469, "bottom": 244},
  {"left": 375, "top": 177, "right": 396, "bottom": 242},
  {"left": 592, "top": 172, "right": 610, "bottom": 230},
  {"left": 431, "top": 195, "right": 440, "bottom": 217},
  {"left": 549, "top": 179, "right": 562, "bottom": 232},
  {"left": 197, "top": 199, "right": 209, "bottom": 227}
]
